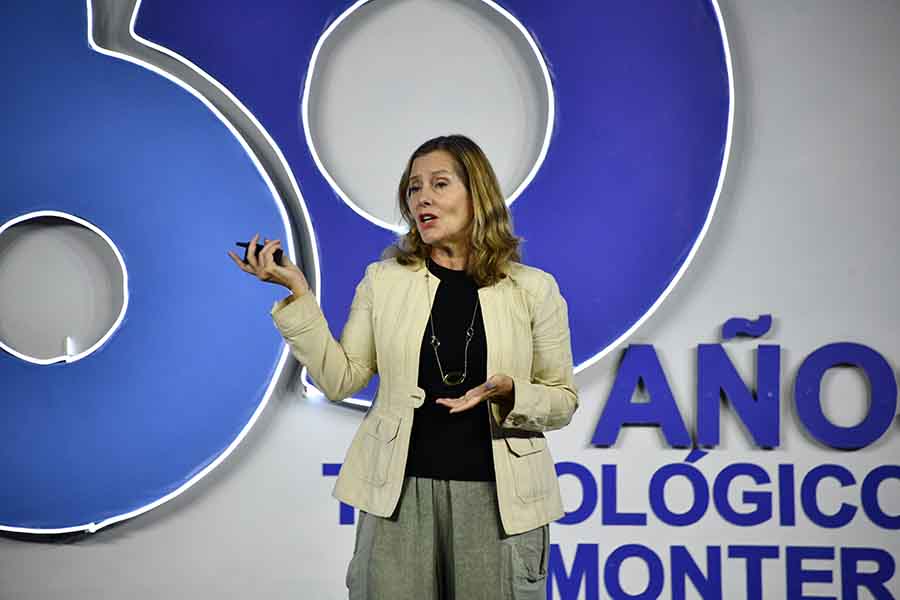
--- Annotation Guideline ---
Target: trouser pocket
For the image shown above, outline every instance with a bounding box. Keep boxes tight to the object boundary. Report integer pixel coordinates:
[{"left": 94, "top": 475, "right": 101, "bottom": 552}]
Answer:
[
  {"left": 503, "top": 524, "right": 549, "bottom": 599},
  {"left": 346, "top": 511, "right": 377, "bottom": 598}
]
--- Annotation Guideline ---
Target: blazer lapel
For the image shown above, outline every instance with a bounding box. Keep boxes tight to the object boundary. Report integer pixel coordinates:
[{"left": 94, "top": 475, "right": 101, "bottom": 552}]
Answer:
[
  {"left": 479, "top": 275, "right": 516, "bottom": 427},
  {"left": 404, "top": 262, "right": 438, "bottom": 405}
]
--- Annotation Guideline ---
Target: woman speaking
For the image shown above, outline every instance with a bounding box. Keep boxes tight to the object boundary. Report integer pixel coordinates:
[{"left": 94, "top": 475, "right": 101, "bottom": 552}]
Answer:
[{"left": 229, "top": 134, "right": 578, "bottom": 599}]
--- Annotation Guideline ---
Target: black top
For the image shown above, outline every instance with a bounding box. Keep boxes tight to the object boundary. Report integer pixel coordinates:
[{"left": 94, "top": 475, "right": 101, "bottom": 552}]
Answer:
[{"left": 404, "top": 257, "right": 495, "bottom": 481}]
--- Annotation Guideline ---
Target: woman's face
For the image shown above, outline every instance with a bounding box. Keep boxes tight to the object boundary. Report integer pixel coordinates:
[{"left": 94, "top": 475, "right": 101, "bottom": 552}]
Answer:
[{"left": 406, "top": 150, "right": 474, "bottom": 249}]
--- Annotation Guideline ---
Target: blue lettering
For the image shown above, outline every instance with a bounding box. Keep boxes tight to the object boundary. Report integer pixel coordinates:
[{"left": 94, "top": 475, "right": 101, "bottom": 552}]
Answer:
[
  {"left": 713, "top": 463, "right": 772, "bottom": 526},
  {"left": 592, "top": 345, "right": 691, "bottom": 447},
  {"left": 786, "top": 546, "right": 835, "bottom": 600},
  {"left": 671, "top": 546, "right": 722, "bottom": 600},
  {"left": 800, "top": 465, "right": 858, "bottom": 528},
  {"left": 649, "top": 464, "right": 709, "bottom": 526},
  {"left": 697, "top": 344, "right": 780, "bottom": 448},
  {"left": 728, "top": 546, "right": 779, "bottom": 600},
  {"left": 602, "top": 464, "right": 647, "bottom": 525},
  {"left": 861, "top": 465, "right": 900, "bottom": 529},
  {"left": 548, "top": 543, "right": 599, "bottom": 600},
  {"left": 555, "top": 461, "right": 598, "bottom": 525},
  {"left": 794, "top": 343, "right": 897, "bottom": 449},
  {"left": 604, "top": 544, "right": 664, "bottom": 600},
  {"left": 322, "top": 463, "right": 355, "bottom": 525},
  {"left": 840, "top": 547, "right": 896, "bottom": 600},
  {"left": 778, "top": 464, "right": 797, "bottom": 526}
]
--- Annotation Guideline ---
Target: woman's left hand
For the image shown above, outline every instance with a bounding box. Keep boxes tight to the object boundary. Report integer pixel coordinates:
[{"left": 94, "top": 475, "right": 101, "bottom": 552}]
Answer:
[{"left": 435, "top": 374, "right": 515, "bottom": 414}]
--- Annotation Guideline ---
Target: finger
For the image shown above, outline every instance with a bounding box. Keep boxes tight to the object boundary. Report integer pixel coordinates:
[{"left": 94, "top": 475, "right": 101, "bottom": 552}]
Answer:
[
  {"left": 246, "top": 232, "right": 261, "bottom": 269},
  {"left": 436, "top": 386, "right": 488, "bottom": 406},
  {"left": 263, "top": 240, "right": 282, "bottom": 273},
  {"left": 259, "top": 239, "right": 281, "bottom": 271},
  {"left": 434, "top": 397, "right": 467, "bottom": 410},
  {"left": 436, "top": 394, "right": 483, "bottom": 414},
  {"left": 256, "top": 239, "right": 275, "bottom": 274},
  {"left": 448, "top": 395, "right": 483, "bottom": 414},
  {"left": 227, "top": 250, "right": 254, "bottom": 273}
]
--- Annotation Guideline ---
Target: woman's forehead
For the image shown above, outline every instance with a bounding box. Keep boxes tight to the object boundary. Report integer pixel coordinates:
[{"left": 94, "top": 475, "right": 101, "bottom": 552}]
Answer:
[{"left": 410, "top": 150, "right": 459, "bottom": 178}]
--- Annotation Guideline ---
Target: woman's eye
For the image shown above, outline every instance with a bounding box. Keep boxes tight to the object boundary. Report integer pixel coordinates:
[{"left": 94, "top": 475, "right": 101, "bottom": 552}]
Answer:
[
  {"left": 407, "top": 186, "right": 420, "bottom": 195},
  {"left": 435, "top": 181, "right": 447, "bottom": 188}
]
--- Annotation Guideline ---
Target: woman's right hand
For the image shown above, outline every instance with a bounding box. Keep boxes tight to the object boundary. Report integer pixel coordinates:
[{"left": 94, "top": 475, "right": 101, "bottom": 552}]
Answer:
[{"left": 228, "top": 233, "right": 310, "bottom": 296}]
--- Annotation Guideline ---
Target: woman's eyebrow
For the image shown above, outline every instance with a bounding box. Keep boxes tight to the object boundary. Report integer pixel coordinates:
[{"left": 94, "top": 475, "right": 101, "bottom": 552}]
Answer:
[{"left": 409, "top": 169, "right": 453, "bottom": 182}]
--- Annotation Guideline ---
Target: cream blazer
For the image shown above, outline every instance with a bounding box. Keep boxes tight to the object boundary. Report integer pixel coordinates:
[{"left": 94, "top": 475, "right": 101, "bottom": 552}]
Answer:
[{"left": 270, "top": 257, "right": 578, "bottom": 535}]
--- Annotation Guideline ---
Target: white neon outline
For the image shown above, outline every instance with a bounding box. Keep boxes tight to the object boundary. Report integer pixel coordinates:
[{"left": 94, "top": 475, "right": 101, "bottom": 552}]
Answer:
[
  {"left": 0, "top": 210, "right": 129, "bottom": 365},
  {"left": 0, "top": 0, "right": 317, "bottom": 535},
  {"left": 572, "top": 0, "right": 735, "bottom": 375},
  {"left": 301, "top": 0, "right": 556, "bottom": 232}
]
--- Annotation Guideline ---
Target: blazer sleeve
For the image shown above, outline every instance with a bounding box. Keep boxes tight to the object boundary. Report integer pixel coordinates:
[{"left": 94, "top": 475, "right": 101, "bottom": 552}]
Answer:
[
  {"left": 499, "top": 272, "right": 579, "bottom": 432},
  {"left": 269, "top": 262, "right": 378, "bottom": 401}
]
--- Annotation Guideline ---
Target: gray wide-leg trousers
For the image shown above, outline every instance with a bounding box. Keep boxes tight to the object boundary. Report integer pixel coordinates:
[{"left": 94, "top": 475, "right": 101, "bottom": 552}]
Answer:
[{"left": 346, "top": 477, "right": 549, "bottom": 600}]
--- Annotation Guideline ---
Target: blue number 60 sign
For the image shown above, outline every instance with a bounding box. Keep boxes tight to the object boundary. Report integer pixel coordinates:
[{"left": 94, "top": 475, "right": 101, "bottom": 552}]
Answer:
[{"left": 0, "top": 0, "right": 731, "bottom": 533}]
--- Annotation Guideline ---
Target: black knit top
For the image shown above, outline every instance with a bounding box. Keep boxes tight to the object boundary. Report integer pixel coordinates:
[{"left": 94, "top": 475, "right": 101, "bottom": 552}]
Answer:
[{"left": 404, "top": 257, "right": 495, "bottom": 481}]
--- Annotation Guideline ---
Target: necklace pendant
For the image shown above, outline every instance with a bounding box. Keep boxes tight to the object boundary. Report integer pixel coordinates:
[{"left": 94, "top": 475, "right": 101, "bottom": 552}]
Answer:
[
  {"left": 442, "top": 371, "right": 466, "bottom": 386},
  {"left": 430, "top": 335, "right": 440, "bottom": 349}
]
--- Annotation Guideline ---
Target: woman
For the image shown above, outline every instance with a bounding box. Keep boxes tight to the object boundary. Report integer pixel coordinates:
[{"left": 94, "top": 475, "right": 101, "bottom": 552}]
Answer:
[{"left": 229, "top": 135, "right": 578, "bottom": 599}]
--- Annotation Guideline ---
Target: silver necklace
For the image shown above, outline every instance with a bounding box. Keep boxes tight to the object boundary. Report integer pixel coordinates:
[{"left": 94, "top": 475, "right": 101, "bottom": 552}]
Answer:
[{"left": 425, "top": 270, "right": 480, "bottom": 386}]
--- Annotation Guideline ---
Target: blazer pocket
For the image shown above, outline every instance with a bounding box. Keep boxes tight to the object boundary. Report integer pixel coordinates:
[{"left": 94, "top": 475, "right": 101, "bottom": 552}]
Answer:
[
  {"left": 504, "top": 436, "right": 551, "bottom": 503},
  {"left": 359, "top": 412, "right": 401, "bottom": 486}
]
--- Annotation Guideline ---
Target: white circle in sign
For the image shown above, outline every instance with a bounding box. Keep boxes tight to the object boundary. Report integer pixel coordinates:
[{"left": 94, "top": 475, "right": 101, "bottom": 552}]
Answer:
[
  {"left": 303, "top": 0, "right": 554, "bottom": 231},
  {"left": 0, "top": 211, "right": 128, "bottom": 364}
]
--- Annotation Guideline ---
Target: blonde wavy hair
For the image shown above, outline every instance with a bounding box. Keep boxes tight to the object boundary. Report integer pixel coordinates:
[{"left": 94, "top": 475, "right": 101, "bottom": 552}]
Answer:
[{"left": 383, "top": 135, "right": 522, "bottom": 287}]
